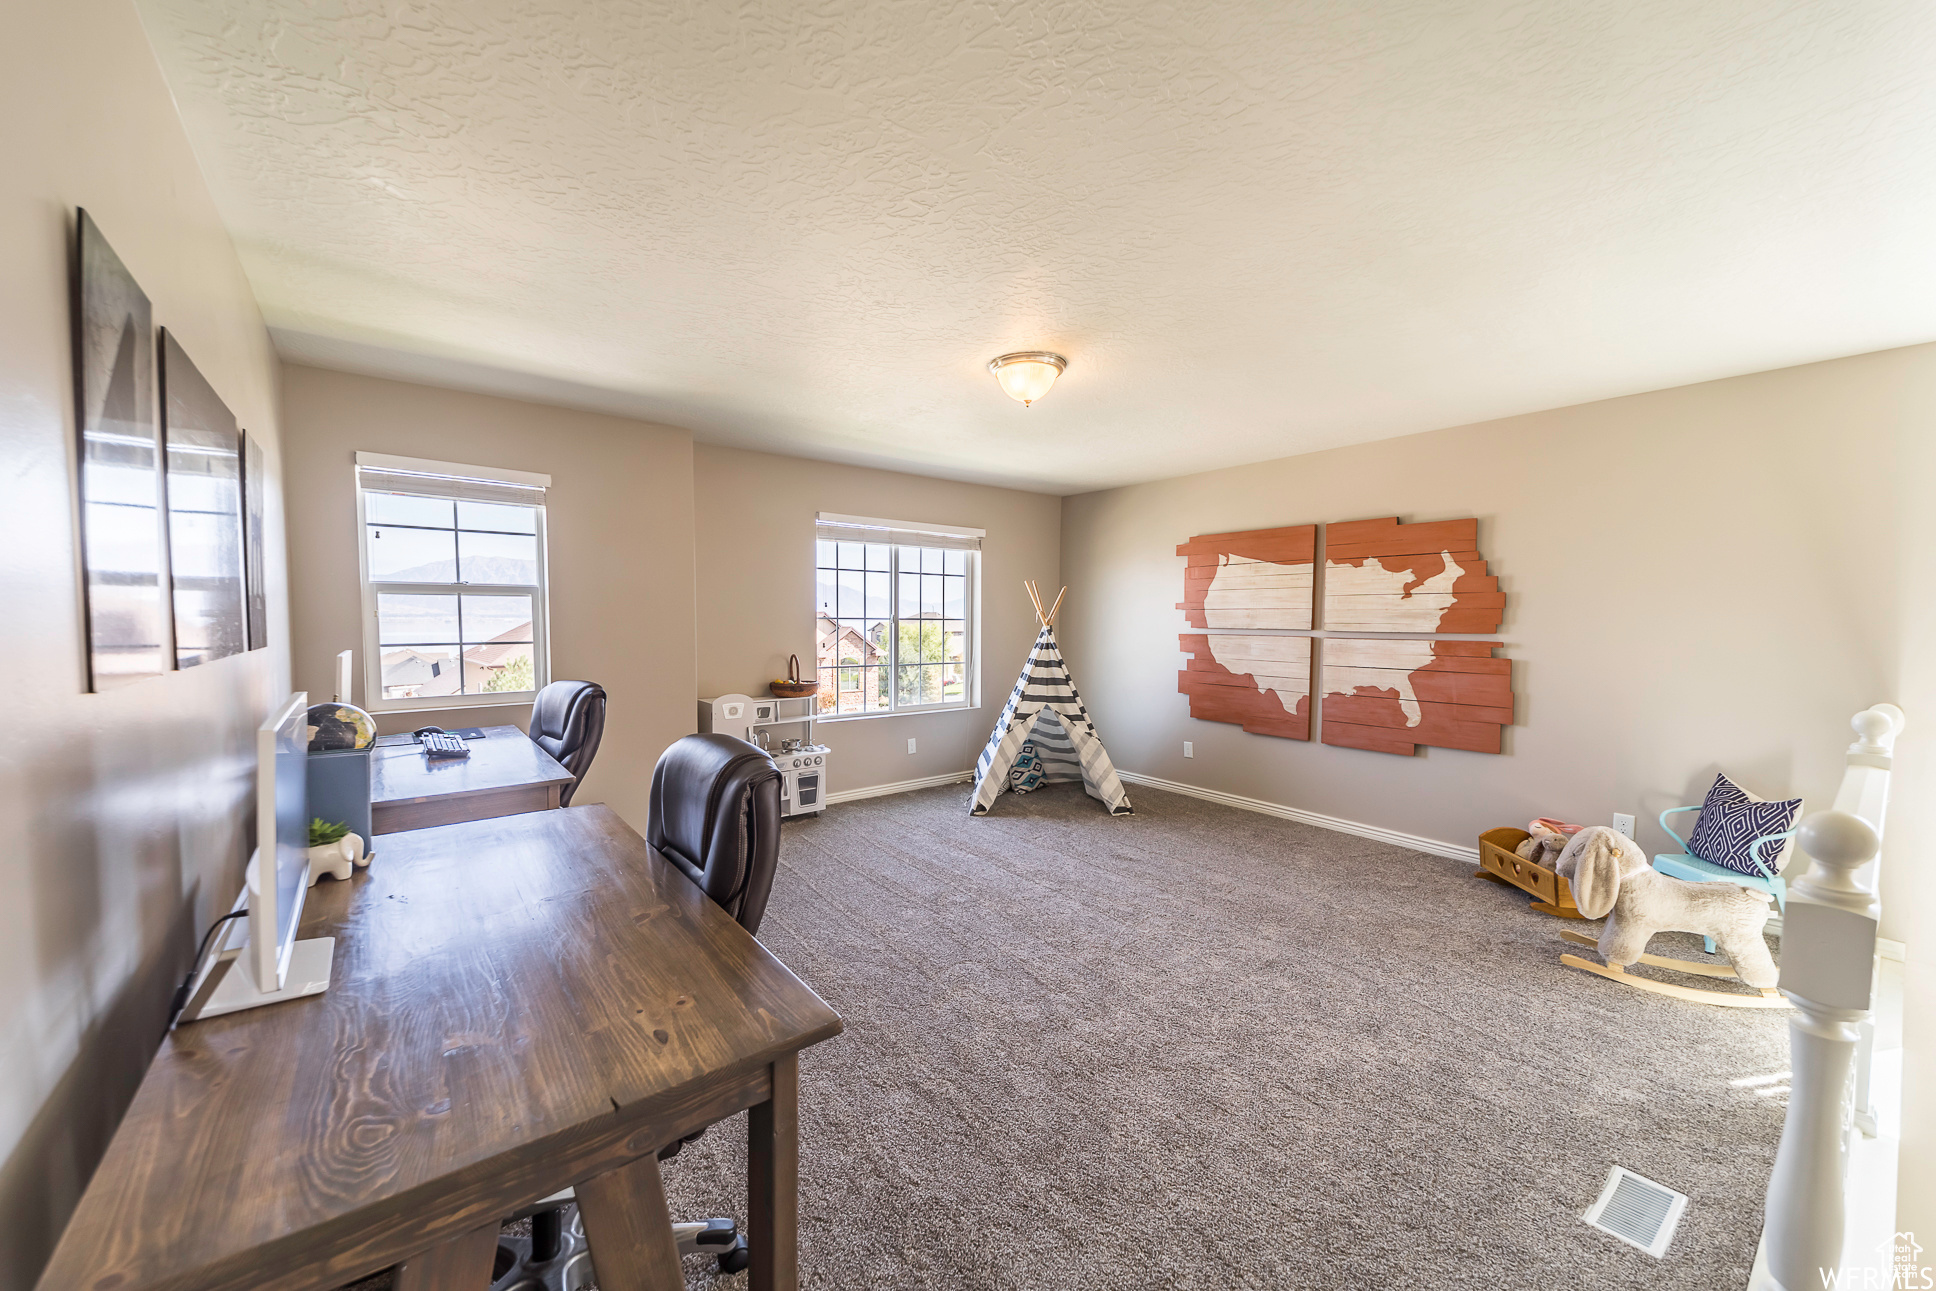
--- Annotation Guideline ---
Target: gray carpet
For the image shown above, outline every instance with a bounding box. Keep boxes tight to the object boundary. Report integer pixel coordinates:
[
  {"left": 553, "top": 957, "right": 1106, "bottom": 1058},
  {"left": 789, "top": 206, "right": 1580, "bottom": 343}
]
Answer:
[{"left": 354, "top": 782, "right": 1792, "bottom": 1290}]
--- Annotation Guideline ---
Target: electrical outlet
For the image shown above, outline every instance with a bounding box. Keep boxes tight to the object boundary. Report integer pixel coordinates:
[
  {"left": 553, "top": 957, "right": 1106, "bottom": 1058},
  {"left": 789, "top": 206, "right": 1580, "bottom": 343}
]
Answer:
[
  {"left": 1183, "top": 741, "right": 1194, "bottom": 758},
  {"left": 1613, "top": 813, "right": 1635, "bottom": 838},
  {"left": 907, "top": 737, "right": 917, "bottom": 755}
]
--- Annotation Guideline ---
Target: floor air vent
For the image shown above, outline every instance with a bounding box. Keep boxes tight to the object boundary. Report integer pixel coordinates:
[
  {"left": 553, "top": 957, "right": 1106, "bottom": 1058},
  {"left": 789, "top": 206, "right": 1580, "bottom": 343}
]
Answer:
[{"left": 1583, "top": 1166, "right": 1687, "bottom": 1257}]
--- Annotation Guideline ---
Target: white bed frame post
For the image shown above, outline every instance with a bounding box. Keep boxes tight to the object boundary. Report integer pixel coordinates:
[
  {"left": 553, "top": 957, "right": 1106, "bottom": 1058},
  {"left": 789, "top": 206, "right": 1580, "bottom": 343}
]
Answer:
[{"left": 1749, "top": 703, "right": 1901, "bottom": 1291}]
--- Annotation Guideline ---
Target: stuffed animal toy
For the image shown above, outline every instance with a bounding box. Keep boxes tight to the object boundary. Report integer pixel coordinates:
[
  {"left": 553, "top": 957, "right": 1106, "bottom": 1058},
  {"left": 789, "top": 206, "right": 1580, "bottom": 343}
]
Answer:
[
  {"left": 1513, "top": 818, "right": 1578, "bottom": 867},
  {"left": 1554, "top": 825, "right": 1779, "bottom": 989}
]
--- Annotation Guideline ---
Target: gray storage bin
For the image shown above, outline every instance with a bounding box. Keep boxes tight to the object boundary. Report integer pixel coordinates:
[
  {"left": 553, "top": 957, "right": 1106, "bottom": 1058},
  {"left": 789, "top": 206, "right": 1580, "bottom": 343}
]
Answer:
[{"left": 306, "top": 746, "right": 372, "bottom": 844}]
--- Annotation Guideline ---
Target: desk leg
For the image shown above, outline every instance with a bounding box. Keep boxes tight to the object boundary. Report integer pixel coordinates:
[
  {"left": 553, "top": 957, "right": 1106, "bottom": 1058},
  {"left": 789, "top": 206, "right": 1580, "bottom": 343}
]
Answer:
[
  {"left": 392, "top": 1222, "right": 498, "bottom": 1291},
  {"left": 748, "top": 1053, "right": 800, "bottom": 1291},
  {"left": 576, "top": 1150, "right": 686, "bottom": 1290}
]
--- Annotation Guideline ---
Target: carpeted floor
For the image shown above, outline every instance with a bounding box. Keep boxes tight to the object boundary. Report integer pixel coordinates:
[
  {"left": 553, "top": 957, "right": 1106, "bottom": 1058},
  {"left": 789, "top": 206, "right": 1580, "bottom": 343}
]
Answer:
[{"left": 351, "top": 782, "right": 1792, "bottom": 1290}]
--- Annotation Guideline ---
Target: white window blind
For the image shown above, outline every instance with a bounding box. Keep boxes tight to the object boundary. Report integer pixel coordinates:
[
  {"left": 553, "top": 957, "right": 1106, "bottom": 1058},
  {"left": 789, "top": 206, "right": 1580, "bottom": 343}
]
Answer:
[
  {"left": 354, "top": 452, "right": 549, "bottom": 506},
  {"left": 813, "top": 512, "right": 984, "bottom": 552}
]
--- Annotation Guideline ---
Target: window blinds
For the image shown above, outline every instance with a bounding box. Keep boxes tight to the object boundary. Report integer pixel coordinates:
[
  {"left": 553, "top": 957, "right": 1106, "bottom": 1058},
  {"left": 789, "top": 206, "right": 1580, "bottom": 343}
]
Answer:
[
  {"left": 355, "top": 452, "right": 549, "bottom": 507},
  {"left": 815, "top": 512, "right": 984, "bottom": 552}
]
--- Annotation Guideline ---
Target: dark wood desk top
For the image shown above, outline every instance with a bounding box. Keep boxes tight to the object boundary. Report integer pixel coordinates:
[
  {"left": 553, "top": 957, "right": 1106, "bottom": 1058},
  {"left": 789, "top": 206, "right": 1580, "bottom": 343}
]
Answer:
[
  {"left": 37, "top": 806, "right": 842, "bottom": 1291},
  {"left": 371, "top": 723, "right": 573, "bottom": 807}
]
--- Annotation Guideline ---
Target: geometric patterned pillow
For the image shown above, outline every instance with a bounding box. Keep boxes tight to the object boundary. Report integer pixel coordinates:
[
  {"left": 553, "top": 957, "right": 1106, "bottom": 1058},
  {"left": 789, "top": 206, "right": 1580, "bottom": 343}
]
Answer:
[
  {"left": 1684, "top": 772, "right": 1802, "bottom": 878},
  {"left": 1008, "top": 743, "right": 1046, "bottom": 794}
]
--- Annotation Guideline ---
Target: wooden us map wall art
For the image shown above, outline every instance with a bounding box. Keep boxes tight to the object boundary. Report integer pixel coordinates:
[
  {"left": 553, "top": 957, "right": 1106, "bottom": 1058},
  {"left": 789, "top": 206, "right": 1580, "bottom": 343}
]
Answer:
[{"left": 1176, "top": 517, "right": 1514, "bottom": 756}]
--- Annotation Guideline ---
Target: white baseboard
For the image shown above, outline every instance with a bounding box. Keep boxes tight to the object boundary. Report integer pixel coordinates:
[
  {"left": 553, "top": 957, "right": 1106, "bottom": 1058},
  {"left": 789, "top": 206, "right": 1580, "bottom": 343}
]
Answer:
[
  {"left": 1880, "top": 937, "right": 1906, "bottom": 963},
  {"left": 826, "top": 770, "right": 975, "bottom": 806},
  {"left": 1116, "top": 770, "right": 1479, "bottom": 863}
]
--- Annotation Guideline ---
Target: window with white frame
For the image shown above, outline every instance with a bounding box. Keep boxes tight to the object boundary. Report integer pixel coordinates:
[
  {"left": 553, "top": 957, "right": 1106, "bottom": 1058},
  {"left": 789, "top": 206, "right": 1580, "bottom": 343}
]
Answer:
[
  {"left": 355, "top": 453, "right": 551, "bottom": 711},
  {"left": 814, "top": 514, "right": 981, "bottom": 717}
]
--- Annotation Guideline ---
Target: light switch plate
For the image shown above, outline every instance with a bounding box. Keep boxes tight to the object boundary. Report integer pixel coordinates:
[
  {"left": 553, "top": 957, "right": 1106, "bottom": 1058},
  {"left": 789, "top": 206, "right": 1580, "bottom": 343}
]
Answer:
[
  {"left": 1183, "top": 741, "right": 1194, "bottom": 758},
  {"left": 907, "top": 737, "right": 917, "bottom": 754}
]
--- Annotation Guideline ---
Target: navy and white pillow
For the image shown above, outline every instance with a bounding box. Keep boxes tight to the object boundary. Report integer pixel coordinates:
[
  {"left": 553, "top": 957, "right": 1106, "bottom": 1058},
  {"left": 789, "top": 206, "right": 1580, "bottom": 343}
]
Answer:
[
  {"left": 1008, "top": 743, "right": 1045, "bottom": 794},
  {"left": 1685, "top": 773, "right": 1802, "bottom": 878}
]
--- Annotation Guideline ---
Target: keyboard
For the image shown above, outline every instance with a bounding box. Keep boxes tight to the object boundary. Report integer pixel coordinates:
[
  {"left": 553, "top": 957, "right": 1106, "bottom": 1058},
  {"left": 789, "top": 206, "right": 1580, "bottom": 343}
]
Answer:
[{"left": 420, "top": 731, "right": 471, "bottom": 759}]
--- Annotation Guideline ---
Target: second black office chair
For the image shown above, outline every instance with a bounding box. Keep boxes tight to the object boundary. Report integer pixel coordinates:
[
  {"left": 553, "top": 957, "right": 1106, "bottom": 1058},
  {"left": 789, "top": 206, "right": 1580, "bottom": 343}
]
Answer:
[
  {"left": 528, "top": 679, "right": 607, "bottom": 807},
  {"left": 492, "top": 733, "right": 784, "bottom": 1289}
]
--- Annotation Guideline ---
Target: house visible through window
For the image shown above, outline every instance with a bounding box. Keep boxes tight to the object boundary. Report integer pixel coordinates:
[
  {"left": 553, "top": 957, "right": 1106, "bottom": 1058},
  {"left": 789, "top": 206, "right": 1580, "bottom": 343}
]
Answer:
[
  {"left": 355, "top": 453, "right": 551, "bottom": 710},
  {"left": 814, "top": 514, "right": 980, "bottom": 716}
]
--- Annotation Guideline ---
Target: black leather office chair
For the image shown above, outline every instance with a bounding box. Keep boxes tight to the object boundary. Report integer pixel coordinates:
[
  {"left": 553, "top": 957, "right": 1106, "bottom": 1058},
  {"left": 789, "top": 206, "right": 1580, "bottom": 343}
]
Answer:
[
  {"left": 645, "top": 733, "right": 784, "bottom": 934},
  {"left": 528, "top": 680, "right": 607, "bottom": 807},
  {"left": 492, "top": 733, "right": 783, "bottom": 1289}
]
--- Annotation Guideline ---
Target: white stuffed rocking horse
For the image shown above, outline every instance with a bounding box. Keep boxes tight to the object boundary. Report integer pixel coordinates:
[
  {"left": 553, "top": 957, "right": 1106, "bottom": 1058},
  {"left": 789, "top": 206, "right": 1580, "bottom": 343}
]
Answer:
[{"left": 1553, "top": 825, "right": 1789, "bottom": 1008}]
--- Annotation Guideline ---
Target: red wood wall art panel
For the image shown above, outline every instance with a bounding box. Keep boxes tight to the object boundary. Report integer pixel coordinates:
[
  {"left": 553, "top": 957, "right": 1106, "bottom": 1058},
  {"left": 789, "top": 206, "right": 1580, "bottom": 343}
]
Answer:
[
  {"left": 1178, "top": 633, "right": 1311, "bottom": 741},
  {"left": 1320, "top": 639, "right": 1513, "bottom": 756},
  {"left": 1176, "top": 525, "right": 1316, "bottom": 630},
  {"left": 1323, "top": 516, "right": 1503, "bottom": 633}
]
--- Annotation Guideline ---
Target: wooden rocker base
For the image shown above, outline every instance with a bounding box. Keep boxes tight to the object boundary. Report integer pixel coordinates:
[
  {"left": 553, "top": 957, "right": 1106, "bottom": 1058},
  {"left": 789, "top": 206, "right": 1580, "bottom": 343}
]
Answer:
[
  {"left": 1556, "top": 928, "right": 1746, "bottom": 980},
  {"left": 1559, "top": 953, "right": 1790, "bottom": 1008}
]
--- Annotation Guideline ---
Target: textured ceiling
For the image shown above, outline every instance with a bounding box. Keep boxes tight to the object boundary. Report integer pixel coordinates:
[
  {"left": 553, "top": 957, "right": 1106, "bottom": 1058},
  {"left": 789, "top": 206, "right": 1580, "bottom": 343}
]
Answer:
[{"left": 136, "top": 0, "right": 1936, "bottom": 493}]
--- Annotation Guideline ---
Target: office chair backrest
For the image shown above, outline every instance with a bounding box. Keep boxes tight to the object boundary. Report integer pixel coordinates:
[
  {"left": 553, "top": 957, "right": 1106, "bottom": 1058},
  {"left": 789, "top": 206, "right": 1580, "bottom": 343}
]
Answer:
[
  {"left": 530, "top": 680, "right": 608, "bottom": 807},
  {"left": 648, "top": 734, "right": 783, "bottom": 935}
]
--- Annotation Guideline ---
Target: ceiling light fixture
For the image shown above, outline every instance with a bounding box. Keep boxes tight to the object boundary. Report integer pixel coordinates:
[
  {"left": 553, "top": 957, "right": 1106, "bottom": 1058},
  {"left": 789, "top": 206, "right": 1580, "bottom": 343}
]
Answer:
[{"left": 988, "top": 351, "right": 1067, "bottom": 407}]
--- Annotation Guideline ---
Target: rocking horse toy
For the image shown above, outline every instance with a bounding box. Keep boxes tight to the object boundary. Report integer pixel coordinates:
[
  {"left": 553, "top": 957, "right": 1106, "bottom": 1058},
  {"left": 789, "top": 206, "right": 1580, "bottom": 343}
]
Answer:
[{"left": 1553, "top": 825, "right": 1790, "bottom": 1008}]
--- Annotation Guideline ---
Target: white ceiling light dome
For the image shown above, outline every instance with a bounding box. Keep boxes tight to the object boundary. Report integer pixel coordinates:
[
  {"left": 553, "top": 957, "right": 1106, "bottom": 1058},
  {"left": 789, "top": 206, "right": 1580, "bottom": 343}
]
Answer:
[{"left": 988, "top": 352, "right": 1067, "bottom": 407}]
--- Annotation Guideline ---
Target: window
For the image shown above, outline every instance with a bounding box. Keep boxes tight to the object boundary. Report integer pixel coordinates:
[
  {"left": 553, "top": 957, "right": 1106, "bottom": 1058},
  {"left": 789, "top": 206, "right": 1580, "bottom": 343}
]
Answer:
[
  {"left": 354, "top": 453, "right": 551, "bottom": 711},
  {"left": 814, "top": 514, "right": 980, "bottom": 717}
]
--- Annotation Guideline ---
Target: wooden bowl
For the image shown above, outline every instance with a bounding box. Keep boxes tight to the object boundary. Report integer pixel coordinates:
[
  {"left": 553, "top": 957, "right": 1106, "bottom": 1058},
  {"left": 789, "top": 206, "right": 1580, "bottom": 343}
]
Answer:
[{"left": 769, "top": 680, "right": 819, "bottom": 698}]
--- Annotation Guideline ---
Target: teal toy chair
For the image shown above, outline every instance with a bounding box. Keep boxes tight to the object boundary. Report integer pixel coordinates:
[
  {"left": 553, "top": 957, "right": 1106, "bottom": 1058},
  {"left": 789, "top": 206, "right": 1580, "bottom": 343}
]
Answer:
[{"left": 1654, "top": 807, "right": 1795, "bottom": 953}]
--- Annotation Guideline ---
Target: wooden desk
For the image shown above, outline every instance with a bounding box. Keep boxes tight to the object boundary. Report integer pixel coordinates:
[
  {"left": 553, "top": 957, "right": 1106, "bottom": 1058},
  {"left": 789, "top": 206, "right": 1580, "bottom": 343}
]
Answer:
[
  {"left": 37, "top": 806, "right": 842, "bottom": 1291},
  {"left": 370, "top": 724, "right": 575, "bottom": 835}
]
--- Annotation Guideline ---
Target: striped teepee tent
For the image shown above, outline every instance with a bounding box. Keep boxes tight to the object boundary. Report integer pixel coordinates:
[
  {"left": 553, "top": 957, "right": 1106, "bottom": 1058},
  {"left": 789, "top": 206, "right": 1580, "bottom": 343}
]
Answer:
[{"left": 970, "top": 583, "right": 1132, "bottom": 817}]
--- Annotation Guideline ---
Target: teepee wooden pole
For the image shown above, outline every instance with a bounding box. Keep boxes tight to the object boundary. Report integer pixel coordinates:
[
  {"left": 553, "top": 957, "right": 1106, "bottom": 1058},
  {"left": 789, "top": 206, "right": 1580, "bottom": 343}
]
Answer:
[
  {"left": 1045, "top": 586, "right": 1066, "bottom": 626},
  {"left": 1025, "top": 581, "right": 1045, "bottom": 624}
]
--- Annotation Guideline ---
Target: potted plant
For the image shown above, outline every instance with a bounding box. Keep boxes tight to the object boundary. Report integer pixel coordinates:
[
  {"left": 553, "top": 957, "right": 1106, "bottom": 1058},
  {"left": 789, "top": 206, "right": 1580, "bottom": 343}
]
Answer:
[{"left": 307, "top": 817, "right": 372, "bottom": 886}]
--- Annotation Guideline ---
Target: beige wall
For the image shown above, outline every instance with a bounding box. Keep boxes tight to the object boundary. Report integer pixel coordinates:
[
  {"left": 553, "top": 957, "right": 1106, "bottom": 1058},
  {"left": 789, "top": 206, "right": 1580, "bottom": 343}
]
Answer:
[
  {"left": 280, "top": 365, "right": 698, "bottom": 830},
  {"left": 0, "top": 2, "right": 291, "bottom": 1285},
  {"left": 1058, "top": 341, "right": 1936, "bottom": 1240},
  {"left": 695, "top": 445, "right": 1060, "bottom": 793}
]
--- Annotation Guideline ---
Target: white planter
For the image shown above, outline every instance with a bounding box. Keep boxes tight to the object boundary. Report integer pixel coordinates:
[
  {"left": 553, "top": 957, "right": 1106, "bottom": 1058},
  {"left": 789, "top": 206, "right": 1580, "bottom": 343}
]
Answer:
[{"left": 306, "top": 832, "right": 372, "bottom": 886}]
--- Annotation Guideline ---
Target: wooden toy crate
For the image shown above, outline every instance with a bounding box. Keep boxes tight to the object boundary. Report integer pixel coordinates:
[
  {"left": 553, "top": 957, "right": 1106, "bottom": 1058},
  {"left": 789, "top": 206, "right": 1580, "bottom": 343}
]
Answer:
[{"left": 1476, "top": 826, "right": 1584, "bottom": 919}]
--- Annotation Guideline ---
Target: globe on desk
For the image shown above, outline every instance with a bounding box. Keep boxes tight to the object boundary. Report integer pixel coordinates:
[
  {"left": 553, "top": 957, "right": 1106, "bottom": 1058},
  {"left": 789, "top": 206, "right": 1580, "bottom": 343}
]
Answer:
[{"left": 307, "top": 702, "right": 377, "bottom": 752}]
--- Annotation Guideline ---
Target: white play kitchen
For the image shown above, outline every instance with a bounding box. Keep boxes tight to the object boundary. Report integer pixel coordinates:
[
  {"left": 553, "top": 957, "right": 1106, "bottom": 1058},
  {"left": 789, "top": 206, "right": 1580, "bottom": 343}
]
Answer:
[{"left": 698, "top": 694, "right": 831, "bottom": 819}]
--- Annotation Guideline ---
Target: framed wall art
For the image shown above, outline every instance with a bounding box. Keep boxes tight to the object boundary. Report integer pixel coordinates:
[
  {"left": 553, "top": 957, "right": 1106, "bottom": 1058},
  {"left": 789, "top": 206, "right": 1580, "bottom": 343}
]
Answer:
[
  {"left": 73, "top": 209, "right": 168, "bottom": 690},
  {"left": 242, "top": 431, "right": 268, "bottom": 650},
  {"left": 160, "top": 329, "right": 247, "bottom": 668}
]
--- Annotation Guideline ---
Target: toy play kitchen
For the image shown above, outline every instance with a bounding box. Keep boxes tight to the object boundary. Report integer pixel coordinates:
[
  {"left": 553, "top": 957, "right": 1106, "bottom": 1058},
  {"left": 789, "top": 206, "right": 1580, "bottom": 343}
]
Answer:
[{"left": 698, "top": 692, "right": 830, "bottom": 819}]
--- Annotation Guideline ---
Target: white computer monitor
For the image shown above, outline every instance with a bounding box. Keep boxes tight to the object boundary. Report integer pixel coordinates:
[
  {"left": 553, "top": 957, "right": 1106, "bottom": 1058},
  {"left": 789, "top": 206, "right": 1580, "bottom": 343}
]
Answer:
[
  {"left": 179, "top": 692, "right": 334, "bottom": 1022},
  {"left": 250, "top": 692, "right": 312, "bottom": 992}
]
